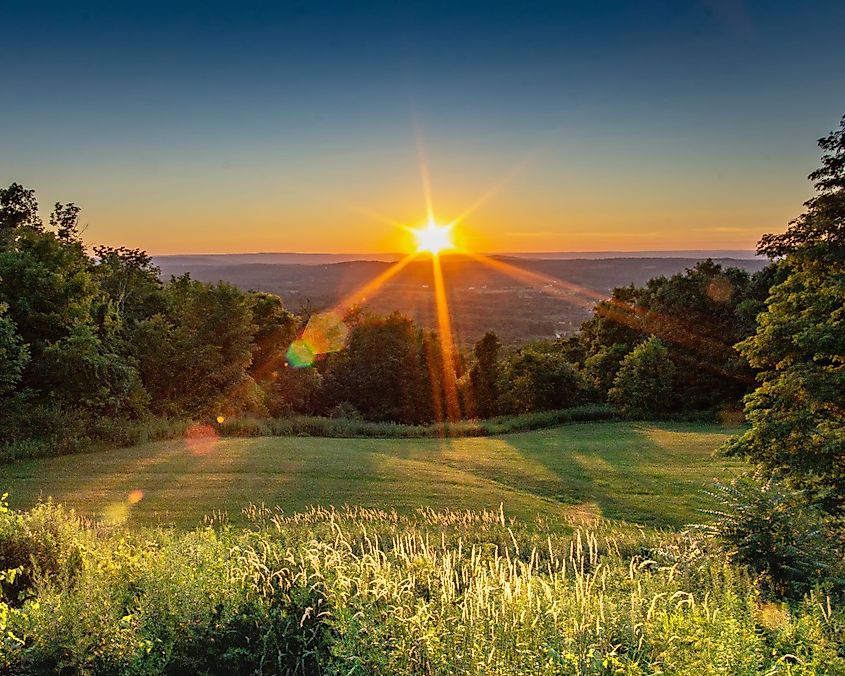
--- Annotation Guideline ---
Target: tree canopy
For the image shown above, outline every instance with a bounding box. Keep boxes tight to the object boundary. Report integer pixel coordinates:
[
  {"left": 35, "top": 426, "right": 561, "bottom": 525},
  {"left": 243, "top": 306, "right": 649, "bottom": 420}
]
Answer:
[{"left": 724, "top": 115, "right": 845, "bottom": 513}]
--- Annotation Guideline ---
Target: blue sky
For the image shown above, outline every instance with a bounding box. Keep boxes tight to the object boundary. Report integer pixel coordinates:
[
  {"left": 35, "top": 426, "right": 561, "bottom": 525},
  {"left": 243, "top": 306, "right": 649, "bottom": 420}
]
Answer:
[{"left": 1, "top": 1, "right": 844, "bottom": 253}]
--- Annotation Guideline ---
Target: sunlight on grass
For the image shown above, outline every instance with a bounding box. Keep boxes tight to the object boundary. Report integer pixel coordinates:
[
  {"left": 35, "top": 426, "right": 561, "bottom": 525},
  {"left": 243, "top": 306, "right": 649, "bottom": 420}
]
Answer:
[{"left": 0, "top": 422, "right": 747, "bottom": 528}]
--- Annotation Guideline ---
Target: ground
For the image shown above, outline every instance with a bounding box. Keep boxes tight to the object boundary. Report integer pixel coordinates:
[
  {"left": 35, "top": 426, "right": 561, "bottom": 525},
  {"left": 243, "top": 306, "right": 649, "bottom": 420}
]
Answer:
[{"left": 0, "top": 421, "right": 746, "bottom": 529}]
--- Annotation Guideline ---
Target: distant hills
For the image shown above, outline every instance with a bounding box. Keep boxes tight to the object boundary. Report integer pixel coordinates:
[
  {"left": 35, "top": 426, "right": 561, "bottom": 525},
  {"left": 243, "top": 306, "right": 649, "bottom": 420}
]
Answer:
[
  {"left": 153, "top": 250, "right": 759, "bottom": 266},
  {"left": 152, "top": 252, "right": 766, "bottom": 346}
]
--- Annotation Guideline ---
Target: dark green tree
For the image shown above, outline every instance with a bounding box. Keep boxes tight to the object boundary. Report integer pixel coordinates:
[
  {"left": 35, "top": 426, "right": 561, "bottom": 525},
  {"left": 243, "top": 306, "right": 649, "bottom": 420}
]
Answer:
[
  {"left": 0, "top": 304, "right": 29, "bottom": 397},
  {"left": 130, "top": 276, "right": 257, "bottom": 417},
  {"left": 0, "top": 182, "right": 42, "bottom": 246},
  {"left": 497, "top": 348, "right": 583, "bottom": 414},
  {"left": 249, "top": 292, "right": 297, "bottom": 382},
  {"left": 608, "top": 337, "right": 675, "bottom": 418},
  {"left": 724, "top": 115, "right": 845, "bottom": 512},
  {"left": 468, "top": 331, "right": 501, "bottom": 418},
  {"left": 319, "top": 312, "right": 428, "bottom": 423},
  {"left": 93, "top": 245, "right": 165, "bottom": 324}
]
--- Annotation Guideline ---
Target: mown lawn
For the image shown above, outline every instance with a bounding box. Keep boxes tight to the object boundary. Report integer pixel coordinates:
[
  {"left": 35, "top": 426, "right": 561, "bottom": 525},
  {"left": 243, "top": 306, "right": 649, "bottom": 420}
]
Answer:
[{"left": 0, "top": 421, "right": 746, "bottom": 528}]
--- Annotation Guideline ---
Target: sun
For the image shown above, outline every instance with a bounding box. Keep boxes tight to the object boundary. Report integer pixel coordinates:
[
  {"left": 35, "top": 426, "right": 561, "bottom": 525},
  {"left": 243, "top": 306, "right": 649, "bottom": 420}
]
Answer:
[{"left": 412, "top": 220, "right": 454, "bottom": 255}]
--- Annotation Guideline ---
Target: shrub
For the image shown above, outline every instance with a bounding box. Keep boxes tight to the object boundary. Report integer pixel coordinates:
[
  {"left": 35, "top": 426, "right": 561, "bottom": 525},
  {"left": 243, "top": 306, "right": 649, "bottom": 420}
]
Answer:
[
  {"left": 0, "top": 497, "right": 87, "bottom": 605},
  {"left": 702, "top": 474, "right": 845, "bottom": 600}
]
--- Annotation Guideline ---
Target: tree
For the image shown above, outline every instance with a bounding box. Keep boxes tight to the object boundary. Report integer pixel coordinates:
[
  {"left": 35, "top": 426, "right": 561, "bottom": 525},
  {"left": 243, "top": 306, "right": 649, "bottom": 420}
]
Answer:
[
  {"left": 468, "top": 331, "right": 501, "bottom": 418},
  {"left": 608, "top": 337, "right": 675, "bottom": 418},
  {"left": 0, "top": 183, "right": 42, "bottom": 246},
  {"left": 578, "top": 261, "right": 772, "bottom": 412},
  {"left": 724, "top": 115, "right": 845, "bottom": 513},
  {"left": 130, "top": 276, "right": 257, "bottom": 417},
  {"left": 249, "top": 292, "right": 297, "bottom": 383},
  {"left": 319, "top": 312, "right": 428, "bottom": 423},
  {"left": 50, "top": 202, "right": 81, "bottom": 242},
  {"left": 0, "top": 304, "right": 28, "bottom": 397},
  {"left": 36, "top": 324, "right": 147, "bottom": 415},
  {"left": 93, "top": 245, "right": 165, "bottom": 324},
  {"left": 497, "top": 348, "right": 583, "bottom": 414}
]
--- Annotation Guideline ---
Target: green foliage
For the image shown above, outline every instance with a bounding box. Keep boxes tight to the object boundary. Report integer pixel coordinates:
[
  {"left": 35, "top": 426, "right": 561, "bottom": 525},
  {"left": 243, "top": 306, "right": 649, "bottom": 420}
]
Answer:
[
  {"left": 0, "top": 183, "right": 42, "bottom": 244},
  {"left": 249, "top": 291, "right": 297, "bottom": 382},
  {"left": 467, "top": 331, "right": 501, "bottom": 418},
  {"left": 578, "top": 261, "right": 770, "bottom": 412},
  {"left": 130, "top": 275, "right": 258, "bottom": 417},
  {"left": 0, "top": 502, "right": 841, "bottom": 674},
  {"left": 93, "top": 245, "right": 165, "bottom": 324},
  {"left": 0, "top": 496, "right": 87, "bottom": 606},
  {"left": 0, "top": 306, "right": 28, "bottom": 397},
  {"left": 37, "top": 325, "right": 148, "bottom": 415},
  {"left": 216, "top": 404, "right": 615, "bottom": 440},
  {"left": 703, "top": 475, "right": 845, "bottom": 600},
  {"left": 608, "top": 337, "right": 675, "bottom": 418},
  {"left": 319, "top": 312, "right": 432, "bottom": 423},
  {"left": 497, "top": 347, "right": 584, "bottom": 414},
  {"left": 725, "top": 115, "right": 845, "bottom": 513}
]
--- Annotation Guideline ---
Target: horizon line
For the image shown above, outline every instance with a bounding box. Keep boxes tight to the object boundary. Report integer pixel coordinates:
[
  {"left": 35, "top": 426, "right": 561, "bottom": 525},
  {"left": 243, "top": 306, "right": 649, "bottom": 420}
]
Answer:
[{"left": 151, "top": 248, "right": 760, "bottom": 258}]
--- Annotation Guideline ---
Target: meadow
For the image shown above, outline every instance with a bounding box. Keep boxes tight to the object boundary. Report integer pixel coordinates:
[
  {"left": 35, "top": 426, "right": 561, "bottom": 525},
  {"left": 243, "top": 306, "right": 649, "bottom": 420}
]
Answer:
[
  {"left": 1, "top": 422, "right": 843, "bottom": 673},
  {"left": 0, "top": 421, "right": 745, "bottom": 529}
]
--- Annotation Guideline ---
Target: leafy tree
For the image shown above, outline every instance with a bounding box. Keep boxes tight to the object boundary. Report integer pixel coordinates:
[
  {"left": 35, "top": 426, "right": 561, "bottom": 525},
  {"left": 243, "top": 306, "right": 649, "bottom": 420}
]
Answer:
[
  {"left": 319, "top": 312, "right": 428, "bottom": 423},
  {"left": 36, "top": 324, "right": 147, "bottom": 415},
  {"left": 0, "top": 183, "right": 42, "bottom": 246},
  {"left": 497, "top": 348, "right": 583, "bottom": 414},
  {"left": 0, "top": 223, "right": 98, "bottom": 355},
  {"left": 578, "top": 286, "right": 645, "bottom": 396},
  {"left": 724, "top": 115, "right": 845, "bottom": 512},
  {"left": 264, "top": 366, "right": 323, "bottom": 416},
  {"left": 93, "top": 245, "right": 165, "bottom": 324},
  {"left": 249, "top": 292, "right": 297, "bottom": 383},
  {"left": 50, "top": 202, "right": 81, "bottom": 242},
  {"left": 578, "top": 261, "right": 772, "bottom": 412},
  {"left": 608, "top": 337, "right": 675, "bottom": 418},
  {"left": 0, "top": 304, "right": 28, "bottom": 397},
  {"left": 468, "top": 331, "right": 501, "bottom": 418},
  {"left": 131, "top": 276, "right": 257, "bottom": 417}
]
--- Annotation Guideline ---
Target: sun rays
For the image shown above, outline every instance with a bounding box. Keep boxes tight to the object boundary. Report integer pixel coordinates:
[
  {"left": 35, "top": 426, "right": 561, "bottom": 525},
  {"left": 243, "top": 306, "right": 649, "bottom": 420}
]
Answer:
[{"left": 290, "top": 131, "right": 753, "bottom": 423}]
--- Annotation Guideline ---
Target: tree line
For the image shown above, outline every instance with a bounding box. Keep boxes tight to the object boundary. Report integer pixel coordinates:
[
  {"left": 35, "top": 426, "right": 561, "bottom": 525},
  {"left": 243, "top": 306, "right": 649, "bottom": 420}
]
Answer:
[{"left": 0, "top": 184, "right": 769, "bottom": 437}]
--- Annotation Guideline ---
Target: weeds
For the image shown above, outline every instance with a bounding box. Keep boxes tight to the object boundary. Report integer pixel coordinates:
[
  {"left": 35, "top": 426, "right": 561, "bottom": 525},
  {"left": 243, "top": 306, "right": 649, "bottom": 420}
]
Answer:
[{"left": 0, "top": 500, "right": 841, "bottom": 674}]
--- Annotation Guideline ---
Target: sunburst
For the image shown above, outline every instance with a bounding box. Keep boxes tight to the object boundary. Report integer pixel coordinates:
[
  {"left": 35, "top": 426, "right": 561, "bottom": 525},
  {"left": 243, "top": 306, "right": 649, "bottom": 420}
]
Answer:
[{"left": 412, "top": 220, "right": 454, "bottom": 255}]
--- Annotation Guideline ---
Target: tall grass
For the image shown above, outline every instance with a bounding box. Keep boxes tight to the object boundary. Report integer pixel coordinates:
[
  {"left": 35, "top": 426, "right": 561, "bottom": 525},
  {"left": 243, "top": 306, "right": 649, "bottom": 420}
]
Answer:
[{"left": 0, "top": 500, "right": 841, "bottom": 674}]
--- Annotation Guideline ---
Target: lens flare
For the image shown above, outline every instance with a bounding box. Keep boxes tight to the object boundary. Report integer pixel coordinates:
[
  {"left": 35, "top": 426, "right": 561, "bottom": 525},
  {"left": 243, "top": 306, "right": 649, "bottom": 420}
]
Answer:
[
  {"left": 301, "top": 311, "right": 349, "bottom": 355},
  {"left": 287, "top": 339, "right": 316, "bottom": 368}
]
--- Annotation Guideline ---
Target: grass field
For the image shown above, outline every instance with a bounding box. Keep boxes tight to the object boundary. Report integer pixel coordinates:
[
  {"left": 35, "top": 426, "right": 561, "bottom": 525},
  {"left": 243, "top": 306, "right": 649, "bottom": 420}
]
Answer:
[{"left": 0, "top": 421, "right": 746, "bottom": 529}]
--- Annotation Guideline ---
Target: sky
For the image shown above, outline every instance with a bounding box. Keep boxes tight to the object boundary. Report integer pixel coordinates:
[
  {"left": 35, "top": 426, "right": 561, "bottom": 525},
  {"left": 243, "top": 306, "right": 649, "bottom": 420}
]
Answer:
[{"left": 1, "top": 0, "right": 844, "bottom": 254}]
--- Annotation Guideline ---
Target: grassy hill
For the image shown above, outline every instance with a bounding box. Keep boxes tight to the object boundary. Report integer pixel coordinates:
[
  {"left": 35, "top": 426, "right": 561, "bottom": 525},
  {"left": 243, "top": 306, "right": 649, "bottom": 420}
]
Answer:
[{"left": 0, "top": 421, "right": 745, "bottom": 529}]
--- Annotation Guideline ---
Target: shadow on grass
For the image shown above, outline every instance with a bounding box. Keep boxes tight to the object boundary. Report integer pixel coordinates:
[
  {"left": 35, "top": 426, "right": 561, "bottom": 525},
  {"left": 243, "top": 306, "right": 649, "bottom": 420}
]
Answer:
[{"left": 435, "top": 423, "right": 740, "bottom": 528}]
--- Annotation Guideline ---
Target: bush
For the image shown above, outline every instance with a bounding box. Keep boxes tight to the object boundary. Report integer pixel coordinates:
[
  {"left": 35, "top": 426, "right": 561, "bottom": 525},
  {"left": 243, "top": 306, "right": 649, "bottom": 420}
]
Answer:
[
  {"left": 702, "top": 474, "right": 845, "bottom": 600},
  {"left": 0, "top": 496, "right": 87, "bottom": 605},
  {"left": 0, "top": 405, "right": 617, "bottom": 463}
]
